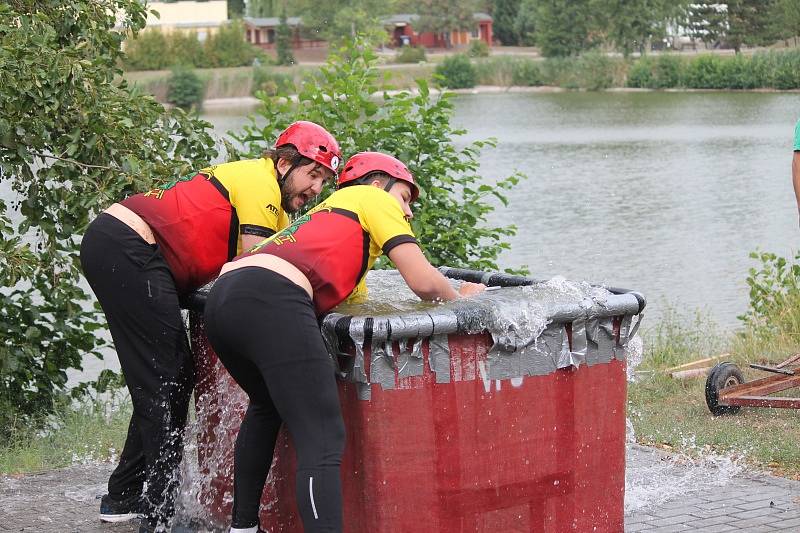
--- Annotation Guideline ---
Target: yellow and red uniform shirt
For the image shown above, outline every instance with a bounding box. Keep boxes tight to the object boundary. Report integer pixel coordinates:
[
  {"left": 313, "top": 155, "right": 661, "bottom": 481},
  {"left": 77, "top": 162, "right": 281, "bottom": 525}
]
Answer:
[
  {"left": 242, "top": 185, "right": 417, "bottom": 315},
  {"left": 121, "top": 158, "right": 289, "bottom": 296}
]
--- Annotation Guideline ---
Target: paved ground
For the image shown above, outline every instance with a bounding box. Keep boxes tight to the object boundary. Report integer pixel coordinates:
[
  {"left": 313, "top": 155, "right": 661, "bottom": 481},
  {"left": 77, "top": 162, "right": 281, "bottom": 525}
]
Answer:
[{"left": 1, "top": 445, "right": 798, "bottom": 532}]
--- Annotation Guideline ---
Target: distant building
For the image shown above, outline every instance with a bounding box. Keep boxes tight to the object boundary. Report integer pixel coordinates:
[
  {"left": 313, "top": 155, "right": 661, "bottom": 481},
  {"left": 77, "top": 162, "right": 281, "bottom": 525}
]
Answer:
[
  {"left": 242, "top": 17, "right": 325, "bottom": 50},
  {"left": 383, "top": 13, "right": 493, "bottom": 49},
  {"left": 143, "top": 1, "right": 229, "bottom": 41}
]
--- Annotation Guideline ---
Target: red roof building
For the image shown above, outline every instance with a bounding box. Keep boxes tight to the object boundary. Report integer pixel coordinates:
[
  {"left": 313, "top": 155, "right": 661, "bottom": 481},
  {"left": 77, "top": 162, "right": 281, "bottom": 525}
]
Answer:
[{"left": 383, "top": 13, "right": 493, "bottom": 49}]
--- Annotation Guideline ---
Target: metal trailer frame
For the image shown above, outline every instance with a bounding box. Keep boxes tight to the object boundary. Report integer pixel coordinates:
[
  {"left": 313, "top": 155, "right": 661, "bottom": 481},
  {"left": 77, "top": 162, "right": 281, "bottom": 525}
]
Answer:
[{"left": 712, "top": 354, "right": 800, "bottom": 411}]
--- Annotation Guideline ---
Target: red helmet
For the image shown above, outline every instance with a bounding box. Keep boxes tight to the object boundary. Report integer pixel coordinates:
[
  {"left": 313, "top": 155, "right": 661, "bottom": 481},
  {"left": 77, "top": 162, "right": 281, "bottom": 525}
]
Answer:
[
  {"left": 337, "top": 152, "right": 419, "bottom": 202},
  {"left": 275, "top": 121, "right": 342, "bottom": 174}
]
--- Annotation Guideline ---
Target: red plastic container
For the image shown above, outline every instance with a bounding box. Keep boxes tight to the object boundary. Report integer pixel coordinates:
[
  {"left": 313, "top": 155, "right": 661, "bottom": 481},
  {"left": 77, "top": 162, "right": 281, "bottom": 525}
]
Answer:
[{"left": 187, "top": 269, "right": 642, "bottom": 532}]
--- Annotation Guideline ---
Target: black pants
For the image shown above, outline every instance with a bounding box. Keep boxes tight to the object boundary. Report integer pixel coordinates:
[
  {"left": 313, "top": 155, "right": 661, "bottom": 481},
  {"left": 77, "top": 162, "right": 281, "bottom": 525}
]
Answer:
[
  {"left": 80, "top": 214, "right": 193, "bottom": 526},
  {"left": 204, "top": 267, "right": 345, "bottom": 532}
]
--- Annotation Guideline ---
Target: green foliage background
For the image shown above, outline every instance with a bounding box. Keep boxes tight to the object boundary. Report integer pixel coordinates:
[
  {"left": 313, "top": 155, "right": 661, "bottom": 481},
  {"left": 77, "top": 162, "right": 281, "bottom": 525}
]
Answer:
[
  {"left": 233, "top": 37, "right": 526, "bottom": 273},
  {"left": 123, "top": 21, "right": 260, "bottom": 71},
  {"left": 0, "top": 0, "right": 217, "bottom": 438},
  {"left": 167, "top": 66, "right": 206, "bottom": 110},
  {"left": 436, "top": 54, "right": 478, "bottom": 88}
]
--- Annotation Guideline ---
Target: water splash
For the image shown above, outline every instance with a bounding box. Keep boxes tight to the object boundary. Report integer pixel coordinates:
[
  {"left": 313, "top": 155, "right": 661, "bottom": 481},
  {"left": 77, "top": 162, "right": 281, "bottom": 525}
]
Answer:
[
  {"left": 624, "top": 334, "right": 644, "bottom": 382},
  {"left": 624, "top": 443, "right": 745, "bottom": 515}
]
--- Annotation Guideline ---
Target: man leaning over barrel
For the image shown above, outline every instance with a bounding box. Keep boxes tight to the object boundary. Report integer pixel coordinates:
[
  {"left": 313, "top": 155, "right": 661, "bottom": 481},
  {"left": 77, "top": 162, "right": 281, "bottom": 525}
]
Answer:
[{"left": 80, "top": 121, "right": 341, "bottom": 533}]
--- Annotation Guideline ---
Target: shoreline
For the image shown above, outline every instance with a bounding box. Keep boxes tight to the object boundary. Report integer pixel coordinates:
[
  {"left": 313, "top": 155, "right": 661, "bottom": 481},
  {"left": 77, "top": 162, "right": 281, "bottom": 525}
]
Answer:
[{"left": 201, "top": 84, "right": 800, "bottom": 108}]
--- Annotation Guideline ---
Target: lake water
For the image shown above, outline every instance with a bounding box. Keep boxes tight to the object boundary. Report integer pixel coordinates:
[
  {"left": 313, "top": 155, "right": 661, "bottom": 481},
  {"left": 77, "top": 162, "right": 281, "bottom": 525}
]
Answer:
[{"left": 202, "top": 91, "right": 800, "bottom": 330}]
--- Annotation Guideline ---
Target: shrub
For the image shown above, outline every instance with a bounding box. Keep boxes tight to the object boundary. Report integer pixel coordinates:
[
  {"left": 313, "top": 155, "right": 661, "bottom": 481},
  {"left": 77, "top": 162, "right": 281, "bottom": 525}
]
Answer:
[
  {"left": 435, "top": 54, "right": 476, "bottom": 89},
  {"left": 574, "top": 52, "right": 615, "bottom": 90},
  {"left": 651, "top": 55, "right": 682, "bottom": 89},
  {"left": 717, "top": 53, "right": 753, "bottom": 89},
  {"left": 468, "top": 39, "right": 490, "bottom": 58},
  {"left": 204, "top": 20, "right": 257, "bottom": 68},
  {"left": 627, "top": 56, "right": 683, "bottom": 89},
  {"left": 252, "top": 67, "right": 296, "bottom": 96},
  {"left": 166, "top": 66, "right": 205, "bottom": 109},
  {"left": 626, "top": 57, "right": 654, "bottom": 88},
  {"left": 539, "top": 57, "right": 576, "bottom": 88},
  {"left": 511, "top": 58, "right": 543, "bottom": 86},
  {"left": 739, "top": 251, "right": 800, "bottom": 342},
  {"left": 395, "top": 45, "right": 427, "bottom": 64},
  {"left": 275, "top": 10, "right": 295, "bottom": 66},
  {"left": 682, "top": 54, "right": 725, "bottom": 89},
  {"left": 473, "top": 55, "right": 515, "bottom": 85},
  {"left": 770, "top": 49, "right": 800, "bottom": 90},
  {"left": 123, "top": 29, "right": 169, "bottom": 70},
  {"left": 167, "top": 31, "right": 206, "bottom": 67}
]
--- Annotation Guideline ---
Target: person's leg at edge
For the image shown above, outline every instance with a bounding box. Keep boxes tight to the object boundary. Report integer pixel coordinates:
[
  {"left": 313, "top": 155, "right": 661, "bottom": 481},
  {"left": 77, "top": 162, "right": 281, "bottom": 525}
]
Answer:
[
  {"left": 203, "top": 268, "right": 345, "bottom": 532},
  {"left": 204, "top": 279, "right": 283, "bottom": 530},
  {"left": 80, "top": 214, "right": 193, "bottom": 528}
]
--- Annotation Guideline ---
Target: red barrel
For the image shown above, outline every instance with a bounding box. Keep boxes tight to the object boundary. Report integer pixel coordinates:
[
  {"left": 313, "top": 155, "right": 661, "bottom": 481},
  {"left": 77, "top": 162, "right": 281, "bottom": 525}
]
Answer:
[{"left": 189, "top": 307, "right": 631, "bottom": 532}]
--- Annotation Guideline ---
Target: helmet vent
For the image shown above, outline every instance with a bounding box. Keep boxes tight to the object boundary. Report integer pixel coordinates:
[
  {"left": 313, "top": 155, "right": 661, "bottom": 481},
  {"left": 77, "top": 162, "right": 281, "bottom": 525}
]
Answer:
[{"left": 318, "top": 145, "right": 328, "bottom": 152}]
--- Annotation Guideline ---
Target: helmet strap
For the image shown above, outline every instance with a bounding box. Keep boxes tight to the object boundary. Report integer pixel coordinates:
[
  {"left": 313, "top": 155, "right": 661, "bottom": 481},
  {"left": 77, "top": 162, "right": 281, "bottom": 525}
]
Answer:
[
  {"left": 278, "top": 160, "right": 301, "bottom": 189},
  {"left": 383, "top": 177, "right": 397, "bottom": 194}
]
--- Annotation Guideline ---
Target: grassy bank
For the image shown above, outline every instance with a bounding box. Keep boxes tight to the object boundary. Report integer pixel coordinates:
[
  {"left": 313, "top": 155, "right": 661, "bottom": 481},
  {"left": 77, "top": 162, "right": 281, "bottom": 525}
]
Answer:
[
  {"left": 124, "top": 48, "right": 800, "bottom": 104},
  {"left": 629, "top": 301, "right": 800, "bottom": 480},
  {"left": 471, "top": 48, "right": 800, "bottom": 90},
  {"left": 124, "top": 63, "right": 436, "bottom": 103},
  {"left": 0, "top": 398, "right": 131, "bottom": 475}
]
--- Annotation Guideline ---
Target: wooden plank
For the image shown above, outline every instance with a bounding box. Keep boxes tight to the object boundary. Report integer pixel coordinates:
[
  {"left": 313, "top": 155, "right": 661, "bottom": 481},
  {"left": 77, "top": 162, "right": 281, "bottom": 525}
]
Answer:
[
  {"left": 670, "top": 367, "right": 711, "bottom": 380},
  {"left": 664, "top": 354, "right": 728, "bottom": 373},
  {"left": 776, "top": 353, "right": 800, "bottom": 369}
]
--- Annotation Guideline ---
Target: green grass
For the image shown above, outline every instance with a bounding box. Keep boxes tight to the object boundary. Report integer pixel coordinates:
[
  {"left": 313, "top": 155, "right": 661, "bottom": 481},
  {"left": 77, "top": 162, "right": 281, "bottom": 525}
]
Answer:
[
  {"left": 0, "top": 397, "right": 132, "bottom": 475},
  {"left": 629, "top": 307, "right": 800, "bottom": 479},
  {"left": 123, "top": 63, "right": 436, "bottom": 102}
]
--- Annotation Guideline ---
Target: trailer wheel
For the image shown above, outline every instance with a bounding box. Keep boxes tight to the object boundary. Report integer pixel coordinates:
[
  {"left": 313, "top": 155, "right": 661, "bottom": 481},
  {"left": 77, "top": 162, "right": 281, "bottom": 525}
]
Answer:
[{"left": 705, "top": 362, "right": 744, "bottom": 416}]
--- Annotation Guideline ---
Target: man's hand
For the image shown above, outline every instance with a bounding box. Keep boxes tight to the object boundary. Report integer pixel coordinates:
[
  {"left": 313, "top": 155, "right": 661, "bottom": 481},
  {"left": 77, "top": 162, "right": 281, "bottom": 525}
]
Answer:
[{"left": 458, "top": 282, "right": 486, "bottom": 297}]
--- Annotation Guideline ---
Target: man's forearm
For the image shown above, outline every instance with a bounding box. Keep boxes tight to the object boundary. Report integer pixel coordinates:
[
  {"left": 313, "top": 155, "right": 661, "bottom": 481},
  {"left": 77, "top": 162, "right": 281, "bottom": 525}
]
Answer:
[{"left": 794, "top": 152, "right": 800, "bottom": 214}]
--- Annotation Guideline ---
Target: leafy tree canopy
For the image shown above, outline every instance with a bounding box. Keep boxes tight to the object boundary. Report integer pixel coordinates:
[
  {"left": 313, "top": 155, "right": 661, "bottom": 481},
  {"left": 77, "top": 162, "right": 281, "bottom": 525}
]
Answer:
[{"left": 0, "top": 0, "right": 216, "bottom": 435}]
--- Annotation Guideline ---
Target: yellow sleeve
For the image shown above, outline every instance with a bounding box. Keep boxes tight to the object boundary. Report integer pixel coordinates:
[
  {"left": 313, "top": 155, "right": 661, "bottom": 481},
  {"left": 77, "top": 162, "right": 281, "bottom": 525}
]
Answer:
[
  {"left": 211, "top": 159, "right": 285, "bottom": 238},
  {"left": 359, "top": 189, "right": 417, "bottom": 254}
]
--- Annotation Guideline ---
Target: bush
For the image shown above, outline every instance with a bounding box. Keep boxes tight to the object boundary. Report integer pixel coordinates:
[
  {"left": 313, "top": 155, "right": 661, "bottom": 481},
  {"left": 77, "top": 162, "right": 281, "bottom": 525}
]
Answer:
[
  {"left": 626, "top": 57, "right": 654, "bottom": 88},
  {"left": 628, "top": 56, "right": 683, "bottom": 89},
  {"left": 511, "top": 58, "right": 543, "bottom": 86},
  {"left": 395, "top": 45, "right": 427, "bottom": 64},
  {"left": 652, "top": 55, "right": 683, "bottom": 89},
  {"left": 204, "top": 20, "right": 257, "bottom": 68},
  {"left": 167, "top": 31, "right": 206, "bottom": 68},
  {"left": 770, "top": 49, "right": 800, "bottom": 90},
  {"left": 166, "top": 66, "right": 205, "bottom": 109},
  {"left": 468, "top": 39, "right": 490, "bottom": 58},
  {"left": 473, "top": 55, "right": 514, "bottom": 85},
  {"left": 435, "top": 54, "right": 476, "bottom": 89},
  {"left": 123, "top": 30, "right": 169, "bottom": 70},
  {"left": 682, "top": 54, "right": 725, "bottom": 89},
  {"left": 252, "top": 66, "right": 296, "bottom": 96},
  {"left": 739, "top": 251, "right": 800, "bottom": 341},
  {"left": 574, "top": 52, "right": 615, "bottom": 90}
]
